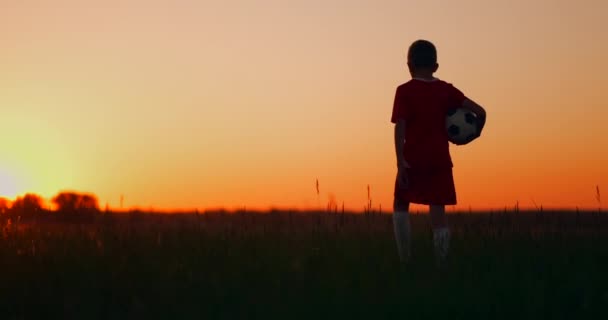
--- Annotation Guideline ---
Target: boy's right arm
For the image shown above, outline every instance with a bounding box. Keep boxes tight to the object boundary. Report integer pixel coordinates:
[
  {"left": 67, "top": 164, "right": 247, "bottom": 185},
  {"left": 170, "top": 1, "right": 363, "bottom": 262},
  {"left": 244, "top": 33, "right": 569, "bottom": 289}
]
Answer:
[
  {"left": 462, "top": 98, "right": 487, "bottom": 136},
  {"left": 394, "top": 119, "right": 407, "bottom": 167},
  {"left": 394, "top": 119, "right": 410, "bottom": 187}
]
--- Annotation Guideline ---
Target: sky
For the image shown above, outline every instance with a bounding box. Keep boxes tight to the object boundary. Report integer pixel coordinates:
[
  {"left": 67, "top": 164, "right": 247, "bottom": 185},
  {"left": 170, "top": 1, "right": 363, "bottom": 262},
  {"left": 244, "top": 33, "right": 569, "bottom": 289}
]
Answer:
[{"left": 0, "top": 0, "right": 607, "bottom": 211}]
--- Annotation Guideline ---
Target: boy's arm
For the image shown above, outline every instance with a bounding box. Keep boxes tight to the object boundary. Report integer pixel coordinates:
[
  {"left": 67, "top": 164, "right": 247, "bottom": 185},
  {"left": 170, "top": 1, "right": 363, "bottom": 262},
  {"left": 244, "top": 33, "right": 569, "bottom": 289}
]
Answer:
[
  {"left": 394, "top": 119, "right": 410, "bottom": 187},
  {"left": 394, "top": 119, "right": 409, "bottom": 168},
  {"left": 462, "top": 98, "right": 487, "bottom": 136}
]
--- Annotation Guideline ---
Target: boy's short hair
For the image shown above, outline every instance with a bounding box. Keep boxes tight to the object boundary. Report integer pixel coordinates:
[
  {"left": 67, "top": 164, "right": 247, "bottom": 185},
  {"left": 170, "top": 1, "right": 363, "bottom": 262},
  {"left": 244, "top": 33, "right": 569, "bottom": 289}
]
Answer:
[{"left": 408, "top": 40, "right": 437, "bottom": 68}]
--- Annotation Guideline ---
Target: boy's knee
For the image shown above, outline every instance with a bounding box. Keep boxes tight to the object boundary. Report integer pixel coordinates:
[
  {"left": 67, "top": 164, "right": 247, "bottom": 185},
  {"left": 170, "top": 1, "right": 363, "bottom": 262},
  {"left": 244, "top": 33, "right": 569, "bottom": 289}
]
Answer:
[
  {"left": 429, "top": 205, "right": 448, "bottom": 227},
  {"left": 393, "top": 198, "right": 410, "bottom": 212},
  {"left": 429, "top": 205, "right": 445, "bottom": 214}
]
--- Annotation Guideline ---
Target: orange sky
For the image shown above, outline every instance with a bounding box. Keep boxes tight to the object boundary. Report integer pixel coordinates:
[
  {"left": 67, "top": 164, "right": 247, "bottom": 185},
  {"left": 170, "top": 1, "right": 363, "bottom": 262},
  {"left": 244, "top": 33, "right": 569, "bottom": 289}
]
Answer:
[{"left": 1, "top": 0, "right": 607, "bottom": 211}]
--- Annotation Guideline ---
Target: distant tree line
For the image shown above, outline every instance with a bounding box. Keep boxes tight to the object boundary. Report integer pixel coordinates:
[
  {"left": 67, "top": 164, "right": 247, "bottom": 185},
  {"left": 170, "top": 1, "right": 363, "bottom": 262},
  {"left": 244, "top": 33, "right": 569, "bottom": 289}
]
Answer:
[{"left": 0, "top": 191, "right": 100, "bottom": 222}]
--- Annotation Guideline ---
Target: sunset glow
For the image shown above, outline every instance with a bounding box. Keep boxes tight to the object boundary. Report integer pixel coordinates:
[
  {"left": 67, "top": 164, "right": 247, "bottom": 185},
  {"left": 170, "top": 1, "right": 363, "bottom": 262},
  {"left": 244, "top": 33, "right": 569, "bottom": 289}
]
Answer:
[
  {"left": 0, "top": 176, "right": 16, "bottom": 200},
  {"left": 0, "top": 165, "right": 22, "bottom": 199},
  {"left": 1, "top": 0, "right": 607, "bottom": 211}
]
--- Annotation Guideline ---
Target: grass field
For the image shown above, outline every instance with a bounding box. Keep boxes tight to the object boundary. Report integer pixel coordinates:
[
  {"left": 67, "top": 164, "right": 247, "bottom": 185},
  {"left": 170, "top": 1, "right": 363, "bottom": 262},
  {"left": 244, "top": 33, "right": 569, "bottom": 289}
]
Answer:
[{"left": 1, "top": 209, "right": 607, "bottom": 319}]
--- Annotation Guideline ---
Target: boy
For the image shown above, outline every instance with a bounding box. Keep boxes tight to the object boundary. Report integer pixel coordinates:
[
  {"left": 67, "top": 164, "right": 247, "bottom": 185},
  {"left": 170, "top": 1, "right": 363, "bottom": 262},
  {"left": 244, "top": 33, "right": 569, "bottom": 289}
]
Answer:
[{"left": 391, "top": 40, "right": 486, "bottom": 265}]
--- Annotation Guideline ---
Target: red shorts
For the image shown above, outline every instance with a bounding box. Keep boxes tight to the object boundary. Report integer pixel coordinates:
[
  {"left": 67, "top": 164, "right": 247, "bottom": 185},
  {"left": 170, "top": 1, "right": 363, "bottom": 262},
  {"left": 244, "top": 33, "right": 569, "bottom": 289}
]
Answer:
[{"left": 394, "top": 167, "right": 456, "bottom": 205}]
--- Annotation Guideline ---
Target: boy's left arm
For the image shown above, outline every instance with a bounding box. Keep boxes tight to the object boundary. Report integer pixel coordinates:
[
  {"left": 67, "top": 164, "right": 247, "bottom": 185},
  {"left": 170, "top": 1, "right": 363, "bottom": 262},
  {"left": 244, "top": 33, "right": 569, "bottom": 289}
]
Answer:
[{"left": 462, "top": 98, "right": 486, "bottom": 137}]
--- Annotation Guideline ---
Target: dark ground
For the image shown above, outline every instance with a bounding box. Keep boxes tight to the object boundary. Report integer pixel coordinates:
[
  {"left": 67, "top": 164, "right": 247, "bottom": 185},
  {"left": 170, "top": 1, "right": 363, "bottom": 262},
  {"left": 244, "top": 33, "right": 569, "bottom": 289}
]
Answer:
[{"left": 1, "top": 209, "right": 607, "bottom": 319}]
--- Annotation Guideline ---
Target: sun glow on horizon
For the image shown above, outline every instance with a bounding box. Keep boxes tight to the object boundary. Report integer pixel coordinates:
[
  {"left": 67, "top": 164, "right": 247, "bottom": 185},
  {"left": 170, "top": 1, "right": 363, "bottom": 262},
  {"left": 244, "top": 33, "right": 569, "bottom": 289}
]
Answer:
[{"left": 0, "top": 165, "right": 24, "bottom": 199}]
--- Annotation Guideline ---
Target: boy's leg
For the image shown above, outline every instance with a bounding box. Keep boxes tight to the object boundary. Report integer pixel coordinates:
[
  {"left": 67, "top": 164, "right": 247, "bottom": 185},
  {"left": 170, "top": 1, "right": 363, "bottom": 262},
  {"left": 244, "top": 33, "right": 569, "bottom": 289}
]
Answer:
[
  {"left": 430, "top": 204, "right": 450, "bottom": 265},
  {"left": 393, "top": 198, "right": 411, "bottom": 262}
]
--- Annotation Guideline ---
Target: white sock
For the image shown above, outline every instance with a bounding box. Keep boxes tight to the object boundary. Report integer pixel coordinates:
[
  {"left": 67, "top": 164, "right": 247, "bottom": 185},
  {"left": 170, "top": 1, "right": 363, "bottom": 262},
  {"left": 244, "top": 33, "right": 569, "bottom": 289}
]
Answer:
[
  {"left": 433, "top": 227, "right": 450, "bottom": 263},
  {"left": 392, "top": 211, "right": 411, "bottom": 262}
]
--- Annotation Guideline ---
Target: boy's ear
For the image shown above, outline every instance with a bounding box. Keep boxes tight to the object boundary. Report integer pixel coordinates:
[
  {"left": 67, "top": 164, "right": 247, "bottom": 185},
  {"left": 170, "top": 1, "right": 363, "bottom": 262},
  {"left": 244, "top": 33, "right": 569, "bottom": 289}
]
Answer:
[{"left": 433, "top": 63, "right": 439, "bottom": 72}]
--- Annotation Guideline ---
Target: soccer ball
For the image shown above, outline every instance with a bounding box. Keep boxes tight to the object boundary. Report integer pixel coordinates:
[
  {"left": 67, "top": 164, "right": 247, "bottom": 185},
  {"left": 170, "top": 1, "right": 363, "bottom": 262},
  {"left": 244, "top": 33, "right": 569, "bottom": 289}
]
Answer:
[{"left": 445, "top": 108, "right": 479, "bottom": 145}]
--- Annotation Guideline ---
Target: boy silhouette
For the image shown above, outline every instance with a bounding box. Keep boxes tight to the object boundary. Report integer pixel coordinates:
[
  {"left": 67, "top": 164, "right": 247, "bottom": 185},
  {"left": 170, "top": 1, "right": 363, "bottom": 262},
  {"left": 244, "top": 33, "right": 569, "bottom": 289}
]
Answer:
[{"left": 391, "top": 40, "right": 486, "bottom": 265}]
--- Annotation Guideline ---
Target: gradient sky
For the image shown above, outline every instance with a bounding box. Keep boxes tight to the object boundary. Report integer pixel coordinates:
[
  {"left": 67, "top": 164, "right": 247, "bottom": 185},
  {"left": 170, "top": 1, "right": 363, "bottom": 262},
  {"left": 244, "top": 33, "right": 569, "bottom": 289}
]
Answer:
[{"left": 1, "top": 0, "right": 607, "bottom": 211}]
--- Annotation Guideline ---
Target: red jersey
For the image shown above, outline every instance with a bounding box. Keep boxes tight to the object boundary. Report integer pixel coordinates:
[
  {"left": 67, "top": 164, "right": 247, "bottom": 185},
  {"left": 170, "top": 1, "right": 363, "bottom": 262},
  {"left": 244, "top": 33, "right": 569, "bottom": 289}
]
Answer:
[{"left": 391, "top": 78, "right": 467, "bottom": 169}]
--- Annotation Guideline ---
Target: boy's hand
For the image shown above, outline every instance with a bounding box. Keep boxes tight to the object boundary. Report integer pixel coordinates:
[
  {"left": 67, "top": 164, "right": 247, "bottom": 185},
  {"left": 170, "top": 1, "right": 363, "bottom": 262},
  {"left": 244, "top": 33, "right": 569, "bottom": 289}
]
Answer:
[
  {"left": 456, "top": 132, "right": 480, "bottom": 146},
  {"left": 454, "top": 112, "right": 485, "bottom": 146},
  {"left": 474, "top": 114, "right": 485, "bottom": 139},
  {"left": 463, "top": 116, "right": 485, "bottom": 145},
  {"left": 397, "top": 160, "right": 411, "bottom": 188},
  {"left": 461, "top": 98, "right": 486, "bottom": 141}
]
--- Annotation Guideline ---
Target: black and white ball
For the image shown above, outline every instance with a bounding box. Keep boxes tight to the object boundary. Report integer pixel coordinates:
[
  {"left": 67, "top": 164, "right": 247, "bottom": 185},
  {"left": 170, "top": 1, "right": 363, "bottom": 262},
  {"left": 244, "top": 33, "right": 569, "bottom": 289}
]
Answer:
[{"left": 445, "top": 108, "right": 479, "bottom": 145}]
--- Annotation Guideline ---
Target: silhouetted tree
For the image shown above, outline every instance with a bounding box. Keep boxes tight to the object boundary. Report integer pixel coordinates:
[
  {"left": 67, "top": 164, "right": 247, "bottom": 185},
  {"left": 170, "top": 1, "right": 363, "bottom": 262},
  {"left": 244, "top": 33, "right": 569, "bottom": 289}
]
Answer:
[
  {"left": 11, "top": 193, "right": 45, "bottom": 218},
  {"left": 0, "top": 197, "right": 10, "bottom": 214},
  {"left": 52, "top": 191, "right": 99, "bottom": 213}
]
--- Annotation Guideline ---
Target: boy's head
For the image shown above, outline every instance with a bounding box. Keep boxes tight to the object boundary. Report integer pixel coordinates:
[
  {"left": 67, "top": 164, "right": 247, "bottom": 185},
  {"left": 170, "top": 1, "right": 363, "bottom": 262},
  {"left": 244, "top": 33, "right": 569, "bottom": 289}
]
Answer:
[{"left": 407, "top": 40, "right": 438, "bottom": 75}]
